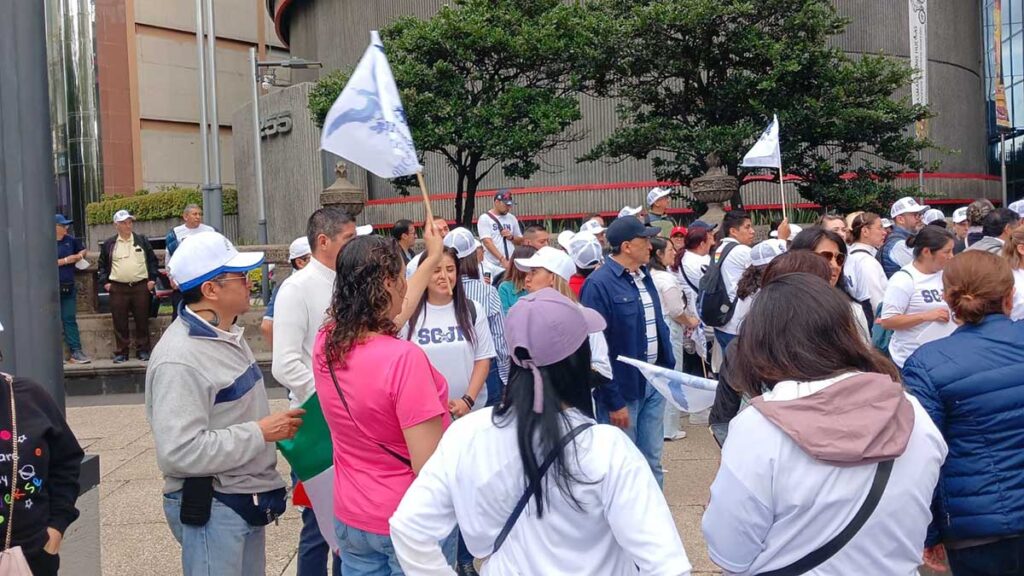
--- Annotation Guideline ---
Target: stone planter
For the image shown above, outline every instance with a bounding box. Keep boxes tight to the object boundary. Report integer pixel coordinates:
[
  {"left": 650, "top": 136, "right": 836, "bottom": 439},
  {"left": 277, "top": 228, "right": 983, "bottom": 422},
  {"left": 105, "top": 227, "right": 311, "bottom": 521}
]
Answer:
[
  {"left": 689, "top": 154, "right": 738, "bottom": 228},
  {"left": 320, "top": 163, "right": 366, "bottom": 216}
]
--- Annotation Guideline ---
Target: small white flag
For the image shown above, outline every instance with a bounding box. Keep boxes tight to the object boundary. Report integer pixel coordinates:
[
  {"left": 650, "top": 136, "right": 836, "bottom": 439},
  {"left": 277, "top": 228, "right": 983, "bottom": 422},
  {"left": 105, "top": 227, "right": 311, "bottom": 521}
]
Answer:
[
  {"left": 741, "top": 115, "right": 781, "bottom": 169},
  {"left": 617, "top": 356, "right": 718, "bottom": 413},
  {"left": 320, "top": 31, "right": 421, "bottom": 178}
]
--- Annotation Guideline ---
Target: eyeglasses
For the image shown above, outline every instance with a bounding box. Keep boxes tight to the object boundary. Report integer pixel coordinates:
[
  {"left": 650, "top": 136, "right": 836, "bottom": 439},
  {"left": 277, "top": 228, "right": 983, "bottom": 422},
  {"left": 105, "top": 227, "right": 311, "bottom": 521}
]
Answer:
[
  {"left": 215, "top": 274, "right": 251, "bottom": 286},
  {"left": 815, "top": 250, "right": 846, "bottom": 266}
]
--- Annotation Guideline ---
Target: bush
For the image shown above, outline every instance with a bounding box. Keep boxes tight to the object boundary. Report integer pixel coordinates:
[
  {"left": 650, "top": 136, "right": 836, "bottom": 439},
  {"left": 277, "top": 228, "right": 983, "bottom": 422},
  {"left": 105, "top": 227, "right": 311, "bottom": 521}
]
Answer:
[{"left": 86, "top": 187, "right": 238, "bottom": 225}]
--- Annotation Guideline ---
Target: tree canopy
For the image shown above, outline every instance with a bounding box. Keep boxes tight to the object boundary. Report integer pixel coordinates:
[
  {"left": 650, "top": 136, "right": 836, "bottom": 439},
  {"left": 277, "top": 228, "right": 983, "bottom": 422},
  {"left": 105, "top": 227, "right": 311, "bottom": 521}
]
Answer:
[
  {"left": 581, "top": 0, "right": 934, "bottom": 214},
  {"left": 309, "top": 0, "right": 603, "bottom": 226}
]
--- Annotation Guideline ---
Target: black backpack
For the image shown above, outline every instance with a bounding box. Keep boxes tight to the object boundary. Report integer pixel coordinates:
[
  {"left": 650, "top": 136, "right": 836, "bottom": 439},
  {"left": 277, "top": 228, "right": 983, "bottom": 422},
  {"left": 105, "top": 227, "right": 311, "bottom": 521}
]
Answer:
[{"left": 697, "top": 241, "right": 740, "bottom": 327}]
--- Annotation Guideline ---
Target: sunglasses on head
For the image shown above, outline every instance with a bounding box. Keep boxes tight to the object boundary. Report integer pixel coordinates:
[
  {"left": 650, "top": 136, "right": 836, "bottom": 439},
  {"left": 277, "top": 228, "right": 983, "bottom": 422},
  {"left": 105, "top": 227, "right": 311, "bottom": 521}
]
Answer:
[{"left": 816, "top": 250, "right": 846, "bottom": 266}]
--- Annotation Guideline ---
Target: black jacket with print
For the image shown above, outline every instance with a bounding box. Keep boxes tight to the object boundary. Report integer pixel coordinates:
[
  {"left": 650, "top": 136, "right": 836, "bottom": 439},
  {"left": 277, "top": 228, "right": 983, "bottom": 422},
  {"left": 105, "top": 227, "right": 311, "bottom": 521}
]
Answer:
[{"left": 0, "top": 377, "right": 83, "bottom": 553}]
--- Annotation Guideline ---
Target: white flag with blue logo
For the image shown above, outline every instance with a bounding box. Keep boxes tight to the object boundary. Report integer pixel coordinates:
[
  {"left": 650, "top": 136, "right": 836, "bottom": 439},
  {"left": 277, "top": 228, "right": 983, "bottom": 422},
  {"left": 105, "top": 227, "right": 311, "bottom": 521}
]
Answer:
[
  {"left": 617, "top": 356, "right": 718, "bottom": 413},
  {"left": 741, "top": 114, "right": 781, "bottom": 169},
  {"left": 320, "top": 31, "right": 421, "bottom": 178}
]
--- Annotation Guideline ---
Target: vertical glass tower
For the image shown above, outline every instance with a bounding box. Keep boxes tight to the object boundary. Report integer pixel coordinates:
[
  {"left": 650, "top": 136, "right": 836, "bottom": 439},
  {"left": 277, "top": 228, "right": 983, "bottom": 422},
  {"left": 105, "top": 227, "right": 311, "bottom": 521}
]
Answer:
[{"left": 984, "top": 0, "right": 1024, "bottom": 202}]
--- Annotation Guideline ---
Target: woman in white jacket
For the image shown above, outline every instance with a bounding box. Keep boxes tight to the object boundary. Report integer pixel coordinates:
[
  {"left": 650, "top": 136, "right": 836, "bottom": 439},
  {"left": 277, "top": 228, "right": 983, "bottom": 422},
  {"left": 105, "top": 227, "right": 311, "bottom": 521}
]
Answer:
[{"left": 702, "top": 273, "right": 947, "bottom": 575}]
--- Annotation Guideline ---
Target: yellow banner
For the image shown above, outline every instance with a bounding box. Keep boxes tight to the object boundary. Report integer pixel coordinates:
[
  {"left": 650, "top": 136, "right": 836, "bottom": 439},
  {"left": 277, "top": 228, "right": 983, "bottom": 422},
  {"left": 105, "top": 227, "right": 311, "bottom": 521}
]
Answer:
[{"left": 995, "top": 0, "right": 1011, "bottom": 129}]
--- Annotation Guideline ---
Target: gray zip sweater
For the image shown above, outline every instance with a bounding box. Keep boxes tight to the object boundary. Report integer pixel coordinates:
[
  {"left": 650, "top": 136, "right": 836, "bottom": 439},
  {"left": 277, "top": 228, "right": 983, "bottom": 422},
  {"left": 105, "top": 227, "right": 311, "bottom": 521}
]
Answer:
[{"left": 145, "top": 306, "right": 284, "bottom": 495}]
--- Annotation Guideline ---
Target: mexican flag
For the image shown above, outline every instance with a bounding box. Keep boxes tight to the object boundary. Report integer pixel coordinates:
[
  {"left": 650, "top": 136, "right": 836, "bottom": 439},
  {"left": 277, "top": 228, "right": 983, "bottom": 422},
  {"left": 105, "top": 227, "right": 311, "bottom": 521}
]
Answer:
[{"left": 278, "top": 393, "right": 338, "bottom": 551}]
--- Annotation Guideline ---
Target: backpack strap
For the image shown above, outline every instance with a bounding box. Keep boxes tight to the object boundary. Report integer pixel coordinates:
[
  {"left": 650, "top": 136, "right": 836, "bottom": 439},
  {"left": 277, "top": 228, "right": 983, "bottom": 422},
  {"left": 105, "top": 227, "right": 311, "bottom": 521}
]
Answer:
[
  {"left": 484, "top": 211, "right": 511, "bottom": 260},
  {"left": 755, "top": 460, "right": 894, "bottom": 576},
  {"left": 492, "top": 422, "right": 594, "bottom": 555}
]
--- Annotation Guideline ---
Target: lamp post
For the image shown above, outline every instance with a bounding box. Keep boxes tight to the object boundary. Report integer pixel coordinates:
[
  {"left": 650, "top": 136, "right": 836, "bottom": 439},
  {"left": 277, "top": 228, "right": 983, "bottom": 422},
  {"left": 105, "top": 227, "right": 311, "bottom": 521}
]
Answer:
[{"left": 249, "top": 50, "right": 321, "bottom": 303}]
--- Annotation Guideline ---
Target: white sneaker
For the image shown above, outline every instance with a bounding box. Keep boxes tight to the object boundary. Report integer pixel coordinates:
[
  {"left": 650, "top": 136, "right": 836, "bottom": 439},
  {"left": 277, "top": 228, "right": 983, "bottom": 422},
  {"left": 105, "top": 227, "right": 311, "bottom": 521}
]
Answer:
[{"left": 663, "top": 430, "right": 687, "bottom": 441}]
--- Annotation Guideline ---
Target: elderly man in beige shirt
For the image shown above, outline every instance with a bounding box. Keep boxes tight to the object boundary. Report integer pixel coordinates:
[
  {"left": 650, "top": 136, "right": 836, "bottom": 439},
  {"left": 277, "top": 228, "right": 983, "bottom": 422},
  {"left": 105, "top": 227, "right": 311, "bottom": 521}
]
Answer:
[{"left": 97, "top": 210, "right": 159, "bottom": 363}]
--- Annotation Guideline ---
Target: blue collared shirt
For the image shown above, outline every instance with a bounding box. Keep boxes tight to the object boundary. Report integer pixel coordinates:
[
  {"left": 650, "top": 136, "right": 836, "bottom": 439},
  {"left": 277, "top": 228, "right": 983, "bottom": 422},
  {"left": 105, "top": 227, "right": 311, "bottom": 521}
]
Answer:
[{"left": 580, "top": 256, "right": 675, "bottom": 411}]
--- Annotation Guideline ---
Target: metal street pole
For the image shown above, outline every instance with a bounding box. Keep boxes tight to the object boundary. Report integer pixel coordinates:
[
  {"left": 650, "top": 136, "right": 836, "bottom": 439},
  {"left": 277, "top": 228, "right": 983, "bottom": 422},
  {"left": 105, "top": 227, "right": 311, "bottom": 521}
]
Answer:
[
  {"left": 0, "top": 0, "right": 65, "bottom": 408},
  {"left": 194, "top": 0, "right": 210, "bottom": 189},
  {"left": 1002, "top": 132, "right": 1008, "bottom": 207},
  {"left": 250, "top": 48, "right": 270, "bottom": 303},
  {"left": 203, "top": 0, "right": 223, "bottom": 231}
]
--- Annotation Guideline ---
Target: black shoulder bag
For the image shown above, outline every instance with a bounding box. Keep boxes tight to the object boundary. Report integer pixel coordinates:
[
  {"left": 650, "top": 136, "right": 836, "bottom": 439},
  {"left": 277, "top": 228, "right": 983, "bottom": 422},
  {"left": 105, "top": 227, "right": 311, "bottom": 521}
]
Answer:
[
  {"left": 326, "top": 355, "right": 412, "bottom": 468},
  {"left": 755, "top": 459, "right": 894, "bottom": 576},
  {"left": 491, "top": 422, "right": 594, "bottom": 555}
]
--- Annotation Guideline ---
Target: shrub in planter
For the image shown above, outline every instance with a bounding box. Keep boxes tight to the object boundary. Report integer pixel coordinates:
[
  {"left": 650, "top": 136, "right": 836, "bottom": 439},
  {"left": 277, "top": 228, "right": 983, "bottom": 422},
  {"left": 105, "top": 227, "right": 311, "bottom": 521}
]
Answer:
[{"left": 86, "top": 186, "right": 238, "bottom": 225}]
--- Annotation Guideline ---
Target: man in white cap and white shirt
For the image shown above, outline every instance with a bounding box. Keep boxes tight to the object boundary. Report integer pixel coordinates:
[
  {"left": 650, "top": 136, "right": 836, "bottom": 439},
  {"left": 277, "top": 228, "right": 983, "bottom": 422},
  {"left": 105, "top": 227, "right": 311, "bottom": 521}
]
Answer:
[
  {"left": 98, "top": 209, "right": 159, "bottom": 363},
  {"left": 271, "top": 207, "right": 357, "bottom": 576},
  {"left": 645, "top": 187, "right": 675, "bottom": 237},
  {"left": 881, "top": 196, "right": 929, "bottom": 278},
  {"left": 477, "top": 189, "right": 523, "bottom": 270},
  {"left": 148, "top": 230, "right": 304, "bottom": 576},
  {"left": 952, "top": 206, "right": 969, "bottom": 254},
  {"left": 259, "top": 237, "right": 312, "bottom": 345}
]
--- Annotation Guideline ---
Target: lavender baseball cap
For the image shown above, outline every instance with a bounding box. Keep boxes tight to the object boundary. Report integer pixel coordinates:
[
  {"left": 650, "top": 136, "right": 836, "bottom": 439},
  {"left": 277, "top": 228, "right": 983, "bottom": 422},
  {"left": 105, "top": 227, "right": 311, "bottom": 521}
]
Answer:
[{"left": 505, "top": 288, "right": 606, "bottom": 412}]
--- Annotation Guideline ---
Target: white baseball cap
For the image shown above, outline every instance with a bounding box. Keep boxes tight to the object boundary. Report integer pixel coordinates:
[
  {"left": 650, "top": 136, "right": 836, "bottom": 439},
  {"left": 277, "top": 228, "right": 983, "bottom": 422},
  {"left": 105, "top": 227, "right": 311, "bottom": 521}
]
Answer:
[
  {"left": 881, "top": 218, "right": 894, "bottom": 228},
  {"left": 769, "top": 224, "right": 803, "bottom": 239},
  {"left": 167, "top": 231, "right": 264, "bottom": 291},
  {"left": 750, "top": 239, "right": 788, "bottom": 267},
  {"left": 443, "top": 227, "right": 481, "bottom": 259},
  {"left": 618, "top": 206, "right": 642, "bottom": 218},
  {"left": 113, "top": 209, "right": 134, "bottom": 223},
  {"left": 952, "top": 206, "right": 969, "bottom": 224},
  {"left": 356, "top": 224, "right": 373, "bottom": 236},
  {"left": 515, "top": 246, "right": 576, "bottom": 282},
  {"left": 890, "top": 196, "right": 929, "bottom": 218},
  {"left": 556, "top": 230, "right": 576, "bottom": 249},
  {"left": 1008, "top": 200, "right": 1024, "bottom": 218},
  {"left": 922, "top": 209, "right": 946, "bottom": 225},
  {"left": 288, "top": 237, "right": 311, "bottom": 261},
  {"left": 580, "top": 219, "right": 606, "bottom": 235},
  {"left": 566, "top": 232, "right": 603, "bottom": 270},
  {"left": 647, "top": 187, "right": 672, "bottom": 207}
]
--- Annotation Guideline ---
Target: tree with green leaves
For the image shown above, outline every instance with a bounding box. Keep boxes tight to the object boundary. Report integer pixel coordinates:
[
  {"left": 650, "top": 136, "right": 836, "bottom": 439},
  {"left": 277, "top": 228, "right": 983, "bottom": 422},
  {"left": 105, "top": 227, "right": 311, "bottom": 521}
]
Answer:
[
  {"left": 308, "top": 0, "right": 602, "bottom": 226},
  {"left": 581, "top": 0, "right": 934, "bottom": 215}
]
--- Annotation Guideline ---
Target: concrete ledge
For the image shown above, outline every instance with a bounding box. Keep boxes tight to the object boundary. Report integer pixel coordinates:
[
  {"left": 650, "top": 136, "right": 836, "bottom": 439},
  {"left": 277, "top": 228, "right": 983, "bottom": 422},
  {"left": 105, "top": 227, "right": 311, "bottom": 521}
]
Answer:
[{"left": 64, "top": 353, "right": 278, "bottom": 396}]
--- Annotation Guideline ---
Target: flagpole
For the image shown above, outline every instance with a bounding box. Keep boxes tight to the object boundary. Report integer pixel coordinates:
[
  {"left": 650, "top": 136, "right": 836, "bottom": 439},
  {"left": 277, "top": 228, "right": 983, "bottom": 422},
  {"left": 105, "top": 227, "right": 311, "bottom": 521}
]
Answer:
[
  {"left": 777, "top": 157, "right": 787, "bottom": 222},
  {"left": 416, "top": 171, "right": 452, "bottom": 295}
]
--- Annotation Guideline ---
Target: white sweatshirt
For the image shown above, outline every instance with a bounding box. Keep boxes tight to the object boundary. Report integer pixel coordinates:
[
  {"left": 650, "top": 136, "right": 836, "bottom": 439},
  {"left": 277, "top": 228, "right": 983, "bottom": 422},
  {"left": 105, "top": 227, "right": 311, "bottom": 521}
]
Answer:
[
  {"left": 270, "top": 257, "right": 335, "bottom": 407},
  {"left": 390, "top": 408, "right": 692, "bottom": 576}
]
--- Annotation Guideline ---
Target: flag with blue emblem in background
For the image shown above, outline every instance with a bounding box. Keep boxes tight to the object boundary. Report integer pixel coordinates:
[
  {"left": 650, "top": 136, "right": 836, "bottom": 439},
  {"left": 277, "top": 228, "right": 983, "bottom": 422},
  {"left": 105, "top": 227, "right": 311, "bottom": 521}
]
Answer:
[
  {"left": 617, "top": 356, "right": 718, "bottom": 413},
  {"left": 320, "top": 31, "right": 421, "bottom": 178}
]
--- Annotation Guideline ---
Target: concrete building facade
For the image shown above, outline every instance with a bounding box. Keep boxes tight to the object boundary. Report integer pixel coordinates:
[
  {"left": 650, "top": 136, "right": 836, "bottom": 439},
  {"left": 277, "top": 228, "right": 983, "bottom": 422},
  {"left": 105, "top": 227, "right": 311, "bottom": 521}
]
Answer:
[{"left": 262, "top": 0, "right": 1000, "bottom": 228}]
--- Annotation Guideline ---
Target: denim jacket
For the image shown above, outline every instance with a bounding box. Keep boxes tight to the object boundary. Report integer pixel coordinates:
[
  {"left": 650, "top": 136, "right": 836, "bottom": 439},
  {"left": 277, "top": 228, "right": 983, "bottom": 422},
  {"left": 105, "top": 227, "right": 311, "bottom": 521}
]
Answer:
[
  {"left": 580, "top": 257, "right": 675, "bottom": 411},
  {"left": 880, "top": 225, "right": 913, "bottom": 278}
]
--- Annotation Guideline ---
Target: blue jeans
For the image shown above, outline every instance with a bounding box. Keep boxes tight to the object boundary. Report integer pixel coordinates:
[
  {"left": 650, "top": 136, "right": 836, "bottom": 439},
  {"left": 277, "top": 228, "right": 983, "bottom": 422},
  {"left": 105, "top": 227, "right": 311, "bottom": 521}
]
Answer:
[
  {"left": 714, "top": 329, "right": 736, "bottom": 354},
  {"left": 163, "top": 491, "right": 266, "bottom": 576},
  {"left": 947, "top": 534, "right": 1024, "bottom": 575},
  {"left": 334, "top": 518, "right": 457, "bottom": 575},
  {"left": 59, "top": 286, "right": 81, "bottom": 352},
  {"left": 292, "top": 473, "right": 341, "bottom": 576},
  {"left": 485, "top": 361, "right": 503, "bottom": 407},
  {"left": 596, "top": 381, "right": 666, "bottom": 487}
]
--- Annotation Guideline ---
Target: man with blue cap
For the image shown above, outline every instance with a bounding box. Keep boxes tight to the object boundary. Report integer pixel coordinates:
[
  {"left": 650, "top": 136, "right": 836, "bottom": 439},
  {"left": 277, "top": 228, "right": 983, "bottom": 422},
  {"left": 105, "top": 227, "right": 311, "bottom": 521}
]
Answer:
[{"left": 55, "top": 214, "right": 90, "bottom": 364}]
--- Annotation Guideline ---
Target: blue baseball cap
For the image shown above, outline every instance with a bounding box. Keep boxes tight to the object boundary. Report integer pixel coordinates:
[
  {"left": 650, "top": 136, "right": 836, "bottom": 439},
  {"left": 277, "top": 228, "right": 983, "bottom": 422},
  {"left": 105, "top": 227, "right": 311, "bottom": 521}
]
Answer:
[
  {"left": 689, "top": 219, "right": 717, "bottom": 231},
  {"left": 606, "top": 216, "right": 659, "bottom": 249},
  {"left": 55, "top": 214, "right": 73, "bottom": 226},
  {"left": 495, "top": 189, "right": 514, "bottom": 206}
]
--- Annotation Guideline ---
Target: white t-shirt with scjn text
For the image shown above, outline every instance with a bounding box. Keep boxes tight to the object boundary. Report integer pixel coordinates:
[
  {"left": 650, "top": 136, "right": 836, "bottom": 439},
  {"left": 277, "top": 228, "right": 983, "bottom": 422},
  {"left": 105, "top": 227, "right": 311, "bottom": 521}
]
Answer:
[
  {"left": 476, "top": 212, "right": 522, "bottom": 266},
  {"left": 880, "top": 263, "right": 950, "bottom": 368},
  {"left": 400, "top": 300, "right": 495, "bottom": 408}
]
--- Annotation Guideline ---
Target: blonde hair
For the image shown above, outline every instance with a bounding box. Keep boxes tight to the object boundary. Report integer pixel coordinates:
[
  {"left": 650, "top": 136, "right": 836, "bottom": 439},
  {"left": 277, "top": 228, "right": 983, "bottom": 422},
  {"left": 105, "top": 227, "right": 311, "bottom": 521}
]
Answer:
[
  {"left": 552, "top": 275, "right": 577, "bottom": 302},
  {"left": 1004, "top": 227, "right": 1024, "bottom": 271}
]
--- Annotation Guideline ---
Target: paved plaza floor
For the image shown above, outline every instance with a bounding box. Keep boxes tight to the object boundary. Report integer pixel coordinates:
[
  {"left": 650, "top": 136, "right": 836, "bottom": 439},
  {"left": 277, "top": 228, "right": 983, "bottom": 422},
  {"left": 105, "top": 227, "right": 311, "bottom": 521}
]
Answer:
[{"left": 68, "top": 394, "right": 723, "bottom": 575}]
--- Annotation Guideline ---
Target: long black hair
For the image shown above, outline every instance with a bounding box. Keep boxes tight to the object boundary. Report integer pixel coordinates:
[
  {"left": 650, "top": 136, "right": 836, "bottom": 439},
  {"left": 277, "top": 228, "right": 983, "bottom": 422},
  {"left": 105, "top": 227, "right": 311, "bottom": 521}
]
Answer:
[
  {"left": 907, "top": 225, "right": 954, "bottom": 260},
  {"left": 492, "top": 341, "right": 597, "bottom": 518},
  {"left": 791, "top": 226, "right": 854, "bottom": 300},
  {"left": 648, "top": 236, "right": 670, "bottom": 272},
  {"left": 405, "top": 248, "right": 476, "bottom": 345}
]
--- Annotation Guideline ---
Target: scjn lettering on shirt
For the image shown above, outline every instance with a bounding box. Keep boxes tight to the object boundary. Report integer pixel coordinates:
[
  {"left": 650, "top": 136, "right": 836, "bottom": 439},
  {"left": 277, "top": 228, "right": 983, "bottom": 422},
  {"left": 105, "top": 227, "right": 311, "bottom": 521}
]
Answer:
[
  {"left": 921, "top": 289, "right": 943, "bottom": 303},
  {"left": 417, "top": 326, "right": 467, "bottom": 345}
]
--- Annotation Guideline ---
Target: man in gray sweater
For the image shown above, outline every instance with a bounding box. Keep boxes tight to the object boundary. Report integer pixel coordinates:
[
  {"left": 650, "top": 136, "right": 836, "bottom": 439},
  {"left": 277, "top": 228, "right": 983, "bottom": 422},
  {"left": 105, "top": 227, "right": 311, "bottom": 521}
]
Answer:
[
  {"left": 146, "top": 231, "right": 304, "bottom": 576},
  {"left": 966, "top": 208, "right": 1020, "bottom": 255}
]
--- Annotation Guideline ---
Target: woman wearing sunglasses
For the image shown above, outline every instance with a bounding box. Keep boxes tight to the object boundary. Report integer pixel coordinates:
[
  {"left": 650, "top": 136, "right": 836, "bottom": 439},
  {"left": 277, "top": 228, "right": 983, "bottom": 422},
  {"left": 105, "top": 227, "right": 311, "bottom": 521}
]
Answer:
[
  {"left": 876, "top": 226, "right": 956, "bottom": 370},
  {"left": 791, "top": 227, "right": 871, "bottom": 342}
]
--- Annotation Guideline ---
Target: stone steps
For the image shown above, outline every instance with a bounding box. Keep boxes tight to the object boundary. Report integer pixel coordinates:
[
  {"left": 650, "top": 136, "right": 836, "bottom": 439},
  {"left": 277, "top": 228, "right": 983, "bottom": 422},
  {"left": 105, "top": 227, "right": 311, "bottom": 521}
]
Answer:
[{"left": 63, "top": 352, "right": 279, "bottom": 396}]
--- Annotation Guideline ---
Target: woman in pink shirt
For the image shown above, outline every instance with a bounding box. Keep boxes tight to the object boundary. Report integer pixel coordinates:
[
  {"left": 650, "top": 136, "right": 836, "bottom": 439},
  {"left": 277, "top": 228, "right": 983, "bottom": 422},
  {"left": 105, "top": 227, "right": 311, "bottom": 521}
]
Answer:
[{"left": 313, "top": 224, "right": 450, "bottom": 574}]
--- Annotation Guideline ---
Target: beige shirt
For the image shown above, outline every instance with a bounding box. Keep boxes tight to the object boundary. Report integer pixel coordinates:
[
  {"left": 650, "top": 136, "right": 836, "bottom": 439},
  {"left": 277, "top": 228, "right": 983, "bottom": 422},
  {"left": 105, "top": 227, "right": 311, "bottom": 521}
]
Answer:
[{"left": 110, "top": 235, "right": 148, "bottom": 283}]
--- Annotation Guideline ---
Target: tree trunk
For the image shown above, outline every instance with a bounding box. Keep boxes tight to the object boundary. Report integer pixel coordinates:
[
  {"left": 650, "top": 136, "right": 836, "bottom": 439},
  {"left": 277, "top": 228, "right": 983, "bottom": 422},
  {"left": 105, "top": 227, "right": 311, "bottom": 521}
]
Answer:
[
  {"left": 454, "top": 169, "right": 467, "bottom": 224},
  {"left": 459, "top": 158, "right": 481, "bottom": 228}
]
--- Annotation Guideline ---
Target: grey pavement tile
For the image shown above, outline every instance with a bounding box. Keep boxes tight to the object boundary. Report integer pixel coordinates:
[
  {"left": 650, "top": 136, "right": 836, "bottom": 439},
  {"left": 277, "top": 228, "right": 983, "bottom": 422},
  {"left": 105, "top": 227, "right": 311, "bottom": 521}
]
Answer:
[
  {"left": 105, "top": 448, "right": 160, "bottom": 482},
  {"left": 99, "top": 479, "right": 128, "bottom": 502},
  {"left": 95, "top": 444, "right": 151, "bottom": 479},
  {"left": 671, "top": 505, "right": 717, "bottom": 573},
  {"left": 101, "top": 522, "right": 180, "bottom": 576},
  {"left": 100, "top": 479, "right": 170, "bottom": 526},
  {"left": 663, "top": 458, "right": 718, "bottom": 507}
]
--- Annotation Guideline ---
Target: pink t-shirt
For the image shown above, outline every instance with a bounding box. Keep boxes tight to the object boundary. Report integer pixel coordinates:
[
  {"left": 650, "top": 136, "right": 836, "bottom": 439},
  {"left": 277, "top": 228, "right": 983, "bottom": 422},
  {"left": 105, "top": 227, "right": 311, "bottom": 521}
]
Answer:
[{"left": 313, "top": 331, "right": 450, "bottom": 535}]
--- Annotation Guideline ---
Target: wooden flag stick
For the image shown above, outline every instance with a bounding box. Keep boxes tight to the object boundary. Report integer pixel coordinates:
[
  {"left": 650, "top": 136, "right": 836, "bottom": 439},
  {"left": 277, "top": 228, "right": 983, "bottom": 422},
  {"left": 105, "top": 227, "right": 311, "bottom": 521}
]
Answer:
[
  {"left": 416, "top": 171, "right": 452, "bottom": 295},
  {"left": 777, "top": 159, "right": 788, "bottom": 223}
]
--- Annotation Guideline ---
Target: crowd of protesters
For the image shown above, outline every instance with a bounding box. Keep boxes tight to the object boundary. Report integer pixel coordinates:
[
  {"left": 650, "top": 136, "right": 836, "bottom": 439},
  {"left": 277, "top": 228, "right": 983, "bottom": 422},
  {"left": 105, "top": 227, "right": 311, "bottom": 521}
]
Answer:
[{"left": 37, "top": 183, "right": 1024, "bottom": 575}]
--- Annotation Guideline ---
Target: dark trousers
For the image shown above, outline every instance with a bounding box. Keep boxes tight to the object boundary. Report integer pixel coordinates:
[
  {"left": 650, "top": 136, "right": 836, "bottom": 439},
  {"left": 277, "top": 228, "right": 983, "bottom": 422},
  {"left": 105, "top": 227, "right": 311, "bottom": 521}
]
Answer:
[
  {"left": 25, "top": 548, "right": 59, "bottom": 576},
  {"left": 947, "top": 535, "right": 1024, "bottom": 575},
  {"left": 59, "top": 284, "right": 82, "bottom": 352},
  {"left": 109, "top": 281, "right": 151, "bottom": 356},
  {"left": 484, "top": 361, "right": 503, "bottom": 407},
  {"left": 291, "top": 472, "right": 341, "bottom": 576}
]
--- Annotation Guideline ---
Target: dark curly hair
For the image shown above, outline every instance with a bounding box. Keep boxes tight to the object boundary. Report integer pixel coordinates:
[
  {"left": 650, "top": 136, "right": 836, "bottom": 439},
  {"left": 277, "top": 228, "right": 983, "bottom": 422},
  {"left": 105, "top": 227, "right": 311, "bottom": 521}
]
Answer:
[{"left": 324, "top": 235, "right": 403, "bottom": 368}]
